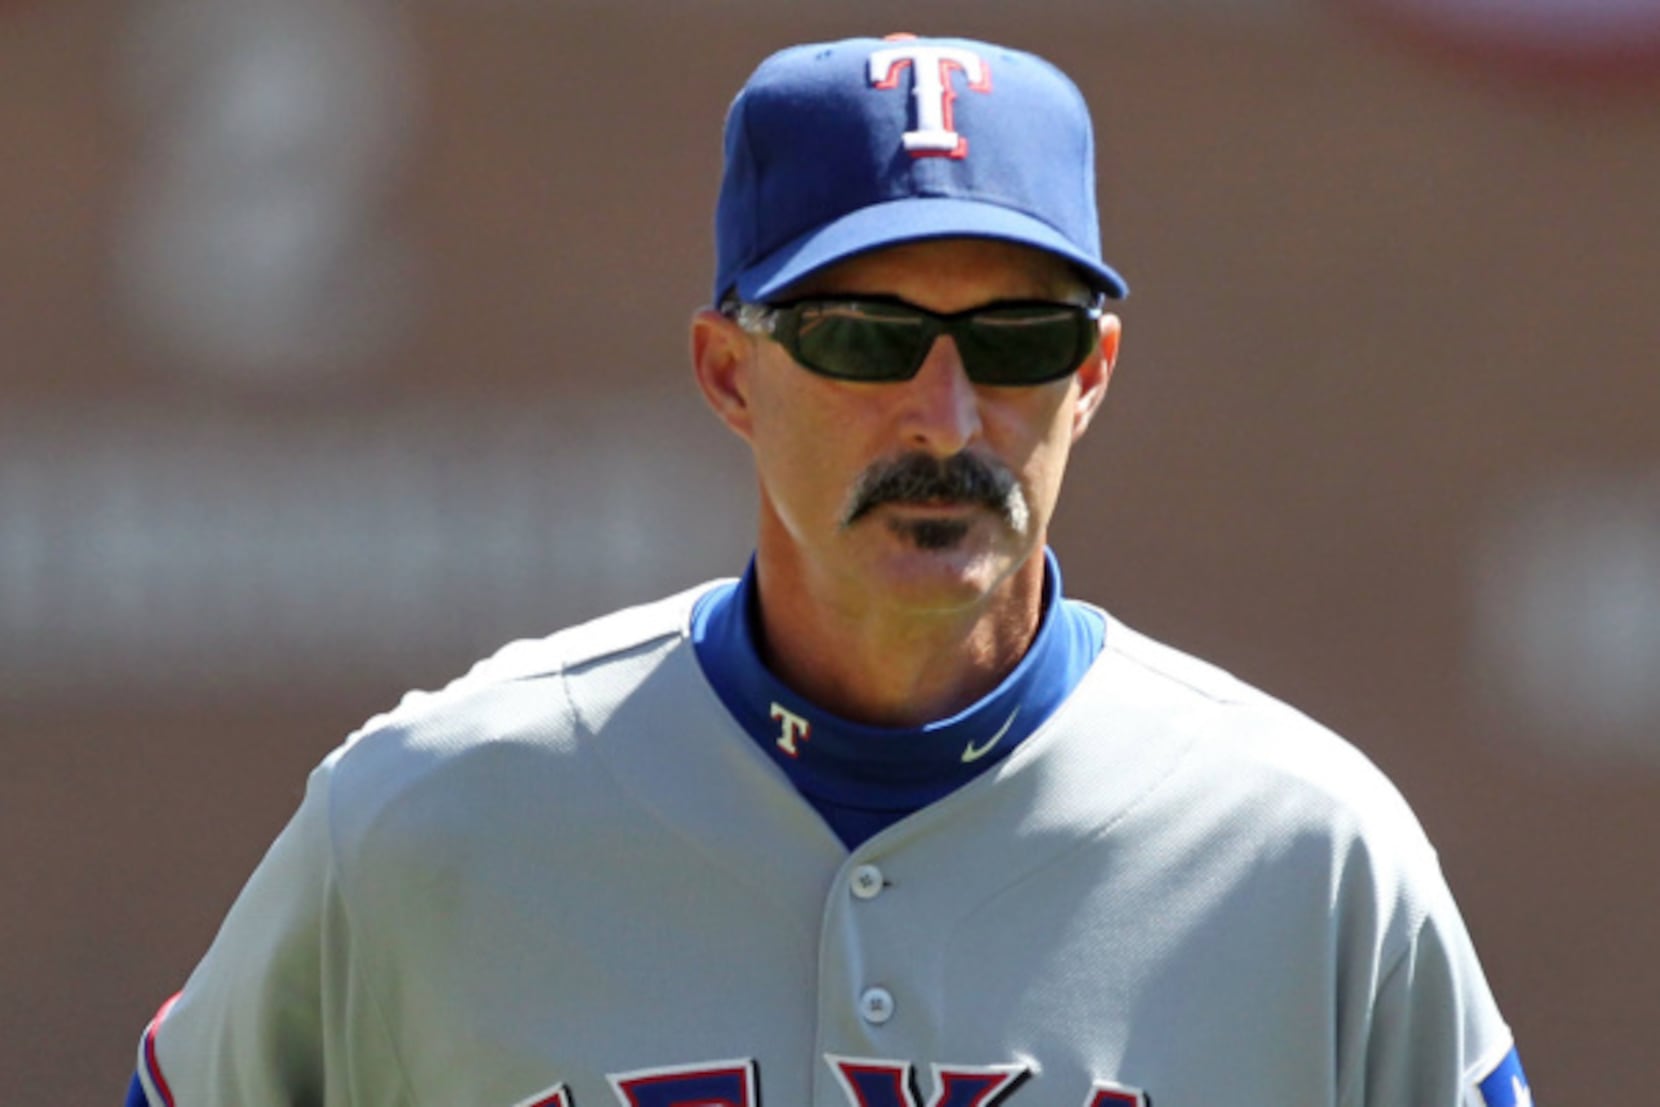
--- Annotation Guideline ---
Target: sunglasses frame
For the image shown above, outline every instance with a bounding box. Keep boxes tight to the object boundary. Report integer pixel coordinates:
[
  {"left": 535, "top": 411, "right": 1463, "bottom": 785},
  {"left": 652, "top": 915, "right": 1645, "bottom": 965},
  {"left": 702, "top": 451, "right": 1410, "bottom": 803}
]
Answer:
[{"left": 725, "top": 293, "right": 1107, "bottom": 386}]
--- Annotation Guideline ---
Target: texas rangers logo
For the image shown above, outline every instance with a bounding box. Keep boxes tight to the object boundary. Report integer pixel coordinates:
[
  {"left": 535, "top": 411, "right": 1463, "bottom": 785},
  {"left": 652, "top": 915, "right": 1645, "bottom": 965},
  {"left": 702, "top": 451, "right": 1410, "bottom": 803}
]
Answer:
[
  {"left": 867, "top": 40, "right": 991, "bottom": 159},
  {"left": 771, "top": 701, "right": 811, "bottom": 757}
]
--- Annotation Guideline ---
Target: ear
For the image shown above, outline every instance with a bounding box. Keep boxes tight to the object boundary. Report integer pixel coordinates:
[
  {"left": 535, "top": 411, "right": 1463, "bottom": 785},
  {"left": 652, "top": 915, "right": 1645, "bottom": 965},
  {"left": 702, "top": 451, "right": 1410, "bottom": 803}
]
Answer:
[
  {"left": 1069, "top": 312, "right": 1121, "bottom": 442},
  {"left": 690, "top": 308, "right": 757, "bottom": 443}
]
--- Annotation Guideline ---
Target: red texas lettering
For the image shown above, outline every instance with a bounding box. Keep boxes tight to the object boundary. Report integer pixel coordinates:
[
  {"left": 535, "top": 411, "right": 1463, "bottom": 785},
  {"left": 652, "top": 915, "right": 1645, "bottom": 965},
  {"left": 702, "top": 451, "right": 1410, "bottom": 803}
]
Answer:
[
  {"left": 518, "top": 1058, "right": 1146, "bottom": 1107},
  {"left": 827, "top": 1056, "right": 1028, "bottom": 1107}
]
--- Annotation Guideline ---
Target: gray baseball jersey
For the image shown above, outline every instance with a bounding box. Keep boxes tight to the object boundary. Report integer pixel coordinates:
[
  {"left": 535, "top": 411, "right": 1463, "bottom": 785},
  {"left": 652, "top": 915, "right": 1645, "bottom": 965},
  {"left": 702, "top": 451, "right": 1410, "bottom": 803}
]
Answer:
[{"left": 132, "top": 583, "right": 1525, "bottom": 1107}]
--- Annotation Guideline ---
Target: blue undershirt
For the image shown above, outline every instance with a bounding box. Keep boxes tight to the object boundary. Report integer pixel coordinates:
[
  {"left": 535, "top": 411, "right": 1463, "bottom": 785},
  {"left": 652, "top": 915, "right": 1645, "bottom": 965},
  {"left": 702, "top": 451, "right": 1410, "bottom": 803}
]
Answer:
[{"left": 691, "top": 549, "right": 1104, "bottom": 849}]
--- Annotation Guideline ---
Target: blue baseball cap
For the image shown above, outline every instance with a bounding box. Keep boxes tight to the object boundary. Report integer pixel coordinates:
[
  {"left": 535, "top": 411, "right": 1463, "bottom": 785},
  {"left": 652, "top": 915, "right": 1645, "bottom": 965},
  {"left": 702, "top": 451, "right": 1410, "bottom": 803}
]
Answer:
[{"left": 713, "top": 34, "right": 1128, "bottom": 306}]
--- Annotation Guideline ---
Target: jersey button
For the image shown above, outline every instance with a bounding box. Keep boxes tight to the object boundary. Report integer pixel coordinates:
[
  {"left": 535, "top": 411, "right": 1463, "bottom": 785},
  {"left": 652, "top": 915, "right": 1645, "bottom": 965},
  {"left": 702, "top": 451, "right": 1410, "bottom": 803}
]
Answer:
[
  {"left": 859, "top": 986, "right": 895, "bottom": 1025},
  {"left": 850, "top": 864, "right": 885, "bottom": 900}
]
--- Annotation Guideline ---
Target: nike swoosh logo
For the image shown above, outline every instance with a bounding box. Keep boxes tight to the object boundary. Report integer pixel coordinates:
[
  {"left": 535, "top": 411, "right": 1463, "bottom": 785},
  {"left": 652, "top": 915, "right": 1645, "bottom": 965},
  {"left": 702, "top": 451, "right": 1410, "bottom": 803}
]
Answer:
[{"left": 961, "top": 707, "right": 1020, "bottom": 764}]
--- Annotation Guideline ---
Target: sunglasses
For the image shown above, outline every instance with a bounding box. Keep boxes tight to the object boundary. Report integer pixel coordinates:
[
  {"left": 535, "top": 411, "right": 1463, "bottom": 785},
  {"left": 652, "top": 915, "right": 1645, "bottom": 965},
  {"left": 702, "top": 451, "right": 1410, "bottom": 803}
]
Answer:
[{"left": 726, "top": 293, "right": 1106, "bottom": 386}]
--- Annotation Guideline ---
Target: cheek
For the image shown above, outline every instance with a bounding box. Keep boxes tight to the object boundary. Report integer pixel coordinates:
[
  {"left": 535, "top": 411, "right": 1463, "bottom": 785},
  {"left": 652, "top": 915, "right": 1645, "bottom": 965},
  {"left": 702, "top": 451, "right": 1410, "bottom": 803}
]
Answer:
[
  {"left": 986, "top": 391, "right": 1078, "bottom": 490},
  {"left": 1016, "top": 443, "right": 1073, "bottom": 523},
  {"left": 746, "top": 375, "right": 868, "bottom": 519}
]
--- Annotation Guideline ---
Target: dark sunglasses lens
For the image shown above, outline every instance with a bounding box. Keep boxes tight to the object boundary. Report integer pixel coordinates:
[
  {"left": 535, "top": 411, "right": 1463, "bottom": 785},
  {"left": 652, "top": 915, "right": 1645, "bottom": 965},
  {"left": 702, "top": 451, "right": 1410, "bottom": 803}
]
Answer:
[
  {"left": 956, "top": 306, "right": 1093, "bottom": 385},
  {"left": 790, "top": 302, "right": 933, "bottom": 381}
]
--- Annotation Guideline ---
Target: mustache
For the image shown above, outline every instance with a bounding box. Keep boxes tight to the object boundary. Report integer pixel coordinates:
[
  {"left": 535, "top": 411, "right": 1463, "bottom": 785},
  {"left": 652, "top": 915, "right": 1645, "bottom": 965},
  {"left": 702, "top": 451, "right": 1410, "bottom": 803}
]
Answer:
[{"left": 841, "top": 451, "right": 1027, "bottom": 528}]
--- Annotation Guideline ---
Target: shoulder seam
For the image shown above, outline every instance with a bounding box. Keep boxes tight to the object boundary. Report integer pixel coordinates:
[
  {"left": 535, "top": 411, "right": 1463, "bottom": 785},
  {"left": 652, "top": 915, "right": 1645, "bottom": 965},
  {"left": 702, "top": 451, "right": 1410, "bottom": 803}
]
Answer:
[
  {"left": 458, "top": 581, "right": 718, "bottom": 685},
  {"left": 1101, "top": 629, "right": 1248, "bottom": 706},
  {"left": 349, "top": 583, "right": 718, "bottom": 741},
  {"left": 550, "top": 625, "right": 687, "bottom": 679}
]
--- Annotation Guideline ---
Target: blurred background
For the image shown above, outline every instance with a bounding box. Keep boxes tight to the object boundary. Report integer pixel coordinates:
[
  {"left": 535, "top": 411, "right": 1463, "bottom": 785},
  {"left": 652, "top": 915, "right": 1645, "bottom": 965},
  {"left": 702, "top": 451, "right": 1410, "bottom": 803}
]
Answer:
[{"left": 3, "top": 0, "right": 1657, "bottom": 1101}]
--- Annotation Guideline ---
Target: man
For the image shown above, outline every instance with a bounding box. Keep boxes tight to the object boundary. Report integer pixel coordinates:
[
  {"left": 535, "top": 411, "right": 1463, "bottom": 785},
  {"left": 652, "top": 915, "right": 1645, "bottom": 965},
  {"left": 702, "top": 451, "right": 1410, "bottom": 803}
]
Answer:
[{"left": 127, "top": 34, "right": 1533, "bottom": 1107}]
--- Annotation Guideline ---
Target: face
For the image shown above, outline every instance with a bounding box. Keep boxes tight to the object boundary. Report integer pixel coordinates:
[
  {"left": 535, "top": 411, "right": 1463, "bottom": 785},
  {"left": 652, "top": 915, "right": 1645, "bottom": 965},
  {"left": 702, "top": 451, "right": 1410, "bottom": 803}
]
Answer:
[{"left": 693, "top": 238, "right": 1120, "bottom": 618}]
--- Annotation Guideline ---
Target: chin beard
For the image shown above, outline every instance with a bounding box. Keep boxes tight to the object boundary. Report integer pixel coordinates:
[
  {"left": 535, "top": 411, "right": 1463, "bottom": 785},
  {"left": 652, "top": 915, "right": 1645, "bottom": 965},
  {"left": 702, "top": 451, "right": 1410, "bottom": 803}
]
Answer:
[{"left": 886, "top": 517, "right": 972, "bottom": 551}]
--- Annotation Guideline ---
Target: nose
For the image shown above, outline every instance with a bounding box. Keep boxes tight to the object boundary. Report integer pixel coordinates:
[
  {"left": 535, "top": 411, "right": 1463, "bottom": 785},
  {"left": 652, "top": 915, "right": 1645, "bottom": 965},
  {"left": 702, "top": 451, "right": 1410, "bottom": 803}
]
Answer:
[{"left": 896, "top": 336, "right": 982, "bottom": 456}]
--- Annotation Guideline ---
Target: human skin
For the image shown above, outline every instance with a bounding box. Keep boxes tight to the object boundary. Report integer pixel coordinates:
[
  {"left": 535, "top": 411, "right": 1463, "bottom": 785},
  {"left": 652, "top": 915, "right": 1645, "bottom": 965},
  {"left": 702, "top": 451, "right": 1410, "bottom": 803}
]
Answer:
[{"left": 691, "top": 237, "right": 1121, "bottom": 727}]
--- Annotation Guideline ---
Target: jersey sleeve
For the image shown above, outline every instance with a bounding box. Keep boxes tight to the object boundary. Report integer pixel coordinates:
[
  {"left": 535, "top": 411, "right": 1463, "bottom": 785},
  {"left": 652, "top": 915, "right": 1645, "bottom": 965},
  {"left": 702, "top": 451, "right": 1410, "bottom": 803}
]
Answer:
[
  {"left": 1351, "top": 860, "right": 1530, "bottom": 1107},
  {"left": 128, "top": 749, "right": 402, "bottom": 1106}
]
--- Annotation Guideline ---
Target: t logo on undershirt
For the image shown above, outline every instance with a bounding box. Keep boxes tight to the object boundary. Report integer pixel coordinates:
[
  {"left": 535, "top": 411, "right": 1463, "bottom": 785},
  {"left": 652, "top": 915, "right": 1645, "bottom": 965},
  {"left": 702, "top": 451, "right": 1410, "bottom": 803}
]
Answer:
[{"left": 770, "top": 702, "right": 811, "bottom": 758}]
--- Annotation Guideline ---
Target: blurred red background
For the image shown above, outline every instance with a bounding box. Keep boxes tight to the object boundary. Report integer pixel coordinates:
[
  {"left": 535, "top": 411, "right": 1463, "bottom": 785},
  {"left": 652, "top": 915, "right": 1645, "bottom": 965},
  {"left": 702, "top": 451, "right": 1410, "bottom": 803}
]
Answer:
[{"left": 2, "top": 3, "right": 1656, "bottom": 1102}]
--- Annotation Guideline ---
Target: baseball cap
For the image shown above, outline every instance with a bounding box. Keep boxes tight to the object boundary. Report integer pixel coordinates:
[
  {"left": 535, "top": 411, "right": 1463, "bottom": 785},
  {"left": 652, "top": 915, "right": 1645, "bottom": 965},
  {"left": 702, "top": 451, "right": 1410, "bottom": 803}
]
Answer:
[{"left": 713, "top": 34, "right": 1128, "bottom": 306}]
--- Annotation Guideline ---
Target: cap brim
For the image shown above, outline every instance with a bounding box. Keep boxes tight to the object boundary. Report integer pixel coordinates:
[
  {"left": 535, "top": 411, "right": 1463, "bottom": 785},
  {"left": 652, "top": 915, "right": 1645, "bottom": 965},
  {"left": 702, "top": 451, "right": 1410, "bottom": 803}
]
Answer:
[{"left": 733, "top": 196, "right": 1128, "bottom": 303}]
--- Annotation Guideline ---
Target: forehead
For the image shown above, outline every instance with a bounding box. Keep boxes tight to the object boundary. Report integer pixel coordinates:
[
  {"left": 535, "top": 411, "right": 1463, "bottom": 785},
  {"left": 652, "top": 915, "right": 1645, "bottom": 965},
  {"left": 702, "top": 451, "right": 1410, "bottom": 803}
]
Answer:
[{"left": 787, "top": 238, "right": 1091, "bottom": 309}]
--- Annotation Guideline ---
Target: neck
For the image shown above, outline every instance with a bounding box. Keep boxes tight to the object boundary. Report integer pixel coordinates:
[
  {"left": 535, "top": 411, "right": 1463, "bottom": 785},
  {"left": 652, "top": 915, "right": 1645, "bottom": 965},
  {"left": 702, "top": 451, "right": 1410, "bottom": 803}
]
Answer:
[{"left": 751, "top": 538, "right": 1049, "bottom": 728}]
